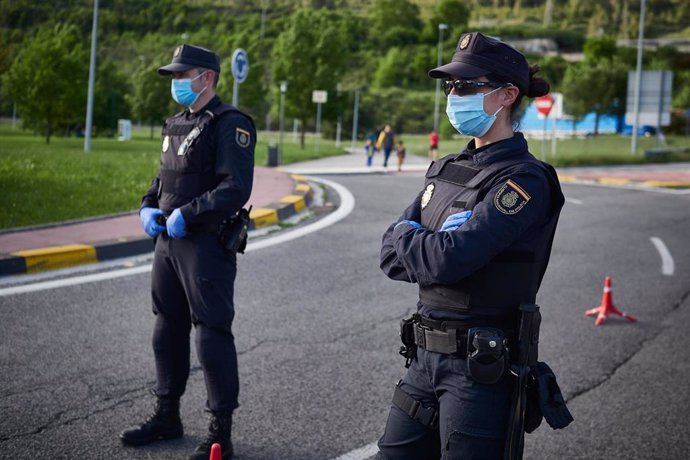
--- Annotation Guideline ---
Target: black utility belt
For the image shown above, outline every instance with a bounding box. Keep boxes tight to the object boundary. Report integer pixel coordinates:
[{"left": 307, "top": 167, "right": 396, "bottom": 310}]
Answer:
[
  {"left": 400, "top": 315, "right": 513, "bottom": 385},
  {"left": 184, "top": 207, "right": 252, "bottom": 255},
  {"left": 412, "top": 321, "right": 470, "bottom": 357},
  {"left": 187, "top": 222, "right": 222, "bottom": 233}
]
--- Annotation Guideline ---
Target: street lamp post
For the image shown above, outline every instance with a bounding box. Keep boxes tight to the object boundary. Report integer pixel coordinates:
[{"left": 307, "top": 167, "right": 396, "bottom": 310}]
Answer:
[
  {"left": 279, "top": 81, "right": 287, "bottom": 162},
  {"left": 84, "top": 0, "right": 99, "bottom": 153},
  {"left": 351, "top": 88, "right": 360, "bottom": 151},
  {"left": 433, "top": 23, "right": 448, "bottom": 134},
  {"left": 631, "top": 0, "right": 646, "bottom": 155}
]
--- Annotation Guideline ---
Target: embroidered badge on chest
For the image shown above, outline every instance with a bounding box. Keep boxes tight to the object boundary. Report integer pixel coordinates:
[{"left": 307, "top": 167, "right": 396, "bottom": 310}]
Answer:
[
  {"left": 421, "top": 183, "right": 435, "bottom": 209},
  {"left": 162, "top": 135, "right": 169, "bottom": 153},
  {"left": 494, "top": 179, "right": 531, "bottom": 215},
  {"left": 236, "top": 127, "right": 251, "bottom": 148}
]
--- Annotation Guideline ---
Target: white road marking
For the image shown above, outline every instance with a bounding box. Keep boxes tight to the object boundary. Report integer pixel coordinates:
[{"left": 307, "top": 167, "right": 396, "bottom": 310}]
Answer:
[
  {"left": 330, "top": 441, "right": 378, "bottom": 460},
  {"left": 650, "top": 237, "right": 675, "bottom": 276},
  {"left": 0, "top": 177, "right": 355, "bottom": 297},
  {"left": 565, "top": 197, "right": 583, "bottom": 205}
]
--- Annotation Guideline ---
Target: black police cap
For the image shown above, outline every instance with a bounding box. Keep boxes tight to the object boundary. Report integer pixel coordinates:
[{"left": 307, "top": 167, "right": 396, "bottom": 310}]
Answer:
[
  {"left": 428, "top": 32, "right": 529, "bottom": 93},
  {"left": 158, "top": 44, "right": 221, "bottom": 75}
]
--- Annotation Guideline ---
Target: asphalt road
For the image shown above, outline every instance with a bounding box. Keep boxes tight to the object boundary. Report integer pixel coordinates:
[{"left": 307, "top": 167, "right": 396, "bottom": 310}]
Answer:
[{"left": 1, "top": 174, "right": 689, "bottom": 460}]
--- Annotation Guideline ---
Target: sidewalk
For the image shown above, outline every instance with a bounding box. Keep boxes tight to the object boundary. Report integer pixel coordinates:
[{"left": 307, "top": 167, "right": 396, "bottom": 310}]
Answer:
[
  {"left": 0, "top": 167, "right": 312, "bottom": 276},
  {"left": 2, "top": 149, "right": 689, "bottom": 276}
]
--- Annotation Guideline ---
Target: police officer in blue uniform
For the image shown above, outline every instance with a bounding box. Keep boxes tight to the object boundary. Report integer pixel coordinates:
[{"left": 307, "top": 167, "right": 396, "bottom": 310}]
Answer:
[
  {"left": 120, "top": 44, "right": 255, "bottom": 460},
  {"left": 376, "top": 32, "right": 565, "bottom": 459}
]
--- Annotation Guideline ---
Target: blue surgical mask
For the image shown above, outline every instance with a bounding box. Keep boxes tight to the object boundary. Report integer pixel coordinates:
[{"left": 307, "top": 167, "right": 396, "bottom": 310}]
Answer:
[
  {"left": 171, "top": 71, "right": 208, "bottom": 107},
  {"left": 446, "top": 87, "right": 504, "bottom": 137}
]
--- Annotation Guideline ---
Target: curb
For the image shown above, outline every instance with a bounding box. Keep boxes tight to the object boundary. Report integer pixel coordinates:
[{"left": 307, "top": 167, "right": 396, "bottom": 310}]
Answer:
[
  {"left": 557, "top": 175, "right": 690, "bottom": 189},
  {"left": 0, "top": 175, "right": 314, "bottom": 277},
  {"left": 247, "top": 175, "right": 313, "bottom": 229}
]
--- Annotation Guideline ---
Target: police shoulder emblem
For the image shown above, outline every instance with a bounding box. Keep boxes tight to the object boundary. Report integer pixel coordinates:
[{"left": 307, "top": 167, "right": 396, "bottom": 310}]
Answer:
[
  {"left": 236, "top": 127, "right": 251, "bottom": 148},
  {"left": 494, "top": 179, "right": 531, "bottom": 215},
  {"left": 421, "top": 183, "right": 435, "bottom": 209},
  {"left": 459, "top": 35, "right": 471, "bottom": 50},
  {"left": 162, "top": 135, "right": 169, "bottom": 153}
]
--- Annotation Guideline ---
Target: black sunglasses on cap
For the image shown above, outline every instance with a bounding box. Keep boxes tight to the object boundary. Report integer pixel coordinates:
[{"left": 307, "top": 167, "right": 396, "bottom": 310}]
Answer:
[{"left": 443, "top": 80, "right": 509, "bottom": 96}]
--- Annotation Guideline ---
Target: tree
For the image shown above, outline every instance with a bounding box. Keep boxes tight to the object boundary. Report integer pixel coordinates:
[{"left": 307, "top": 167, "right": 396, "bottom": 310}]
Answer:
[
  {"left": 583, "top": 36, "right": 617, "bottom": 61},
  {"left": 428, "top": 0, "right": 470, "bottom": 42},
  {"left": 560, "top": 59, "right": 629, "bottom": 135},
  {"left": 271, "top": 9, "right": 350, "bottom": 147},
  {"left": 127, "top": 57, "right": 175, "bottom": 139},
  {"left": 2, "top": 24, "right": 88, "bottom": 143},
  {"left": 368, "top": 0, "right": 422, "bottom": 48},
  {"left": 94, "top": 60, "right": 131, "bottom": 137}
]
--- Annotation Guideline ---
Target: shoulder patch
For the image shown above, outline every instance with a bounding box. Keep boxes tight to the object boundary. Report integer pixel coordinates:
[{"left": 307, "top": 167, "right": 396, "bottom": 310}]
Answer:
[
  {"left": 494, "top": 179, "right": 531, "bottom": 215},
  {"left": 236, "top": 127, "right": 251, "bottom": 148}
]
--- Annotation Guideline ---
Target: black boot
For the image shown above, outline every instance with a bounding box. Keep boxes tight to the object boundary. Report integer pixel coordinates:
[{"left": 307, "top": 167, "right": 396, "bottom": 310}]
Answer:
[
  {"left": 120, "top": 398, "right": 184, "bottom": 446},
  {"left": 188, "top": 412, "right": 233, "bottom": 460}
]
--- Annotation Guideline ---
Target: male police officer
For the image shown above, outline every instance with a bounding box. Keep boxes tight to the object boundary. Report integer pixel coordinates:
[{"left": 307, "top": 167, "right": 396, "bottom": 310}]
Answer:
[
  {"left": 120, "top": 44, "right": 255, "bottom": 460},
  {"left": 376, "top": 32, "right": 567, "bottom": 459}
]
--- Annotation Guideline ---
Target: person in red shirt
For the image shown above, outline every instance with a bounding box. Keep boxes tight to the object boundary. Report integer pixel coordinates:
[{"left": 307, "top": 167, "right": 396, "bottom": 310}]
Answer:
[{"left": 428, "top": 130, "right": 439, "bottom": 160}]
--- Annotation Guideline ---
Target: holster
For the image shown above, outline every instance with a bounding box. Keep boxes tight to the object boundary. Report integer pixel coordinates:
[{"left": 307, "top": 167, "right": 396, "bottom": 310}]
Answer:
[
  {"left": 504, "top": 302, "right": 541, "bottom": 460},
  {"left": 219, "top": 206, "right": 252, "bottom": 255},
  {"left": 399, "top": 315, "right": 418, "bottom": 368}
]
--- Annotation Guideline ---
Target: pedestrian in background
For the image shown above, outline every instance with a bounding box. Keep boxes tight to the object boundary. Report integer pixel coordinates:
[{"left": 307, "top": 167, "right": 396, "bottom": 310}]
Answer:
[
  {"left": 395, "top": 140, "right": 406, "bottom": 172},
  {"left": 376, "top": 32, "right": 568, "bottom": 459},
  {"left": 366, "top": 130, "right": 379, "bottom": 167},
  {"left": 376, "top": 124, "right": 395, "bottom": 168},
  {"left": 428, "top": 130, "right": 439, "bottom": 161},
  {"left": 365, "top": 139, "right": 375, "bottom": 167},
  {"left": 120, "top": 44, "right": 255, "bottom": 460}
]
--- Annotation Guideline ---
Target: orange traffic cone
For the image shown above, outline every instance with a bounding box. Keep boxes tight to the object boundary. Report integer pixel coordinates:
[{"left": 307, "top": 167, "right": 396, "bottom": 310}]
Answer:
[
  {"left": 585, "top": 276, "right": 637, "bottom": 326},
  {"left": 209, "top": 443, "right": 221, "bottom": 460}
]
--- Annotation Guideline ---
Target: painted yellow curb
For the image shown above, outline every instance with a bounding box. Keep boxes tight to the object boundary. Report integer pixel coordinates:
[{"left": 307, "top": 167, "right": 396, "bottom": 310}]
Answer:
[
  {"left": 557, "top": 175, "right": 578, "bottom": 182},
  {"left": 279, "top": 195, "right": 306, "bottom": 213},
  {"left": 642, "top": 180, "right": 690, "bottom": 188},
  {"left": 597, "top": 177, "right": 632, "bottom": 185},
  {"left": 291, "top": 174, "right": 307, "bottom": 181},
  {"left": 294, "top": 183, "right": 311, "bottom": 193},
  {"left": 249, "top": 208, "right": 279, "bottom": 229},
  {"left": 12, "top": 244, "right": 97, "bottom": 273}
]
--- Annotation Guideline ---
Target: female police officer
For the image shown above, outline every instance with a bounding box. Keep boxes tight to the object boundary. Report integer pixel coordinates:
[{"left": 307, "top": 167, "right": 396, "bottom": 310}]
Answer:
[{"left": 376, "top": 32, "right": 565, "bottom": 459}]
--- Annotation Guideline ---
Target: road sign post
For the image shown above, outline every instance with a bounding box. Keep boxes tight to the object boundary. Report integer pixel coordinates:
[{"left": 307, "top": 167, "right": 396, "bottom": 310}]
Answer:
[
  {"left": 535, "top": 95, "right": 554, "bottom": 161},
  {"left": 312, "top": 90, "right": 327, "bottom": 155},
  {"left": 231, "top": 48, "right": 249, "bottom": 107}
]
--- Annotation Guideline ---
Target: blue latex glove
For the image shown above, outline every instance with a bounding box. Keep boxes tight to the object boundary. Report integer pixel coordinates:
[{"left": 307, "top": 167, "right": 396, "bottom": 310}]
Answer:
[
  {"left": 394, "top": 220, "right": 423, "bottom": 230},
  {"left": 139, "top": 207, "right": 166, "bottom": 238},
  {"left": 166, "top": 208, "right": 187, "bottom": 238},
  {"left": 439, "top": 211, "right": 473, "bottom": 232}
]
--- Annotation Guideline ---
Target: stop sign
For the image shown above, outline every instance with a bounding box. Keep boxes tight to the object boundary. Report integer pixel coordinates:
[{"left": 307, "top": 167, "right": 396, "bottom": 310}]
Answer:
[{"left": 535, "top": 95, "right": 554, "bottom": 116}]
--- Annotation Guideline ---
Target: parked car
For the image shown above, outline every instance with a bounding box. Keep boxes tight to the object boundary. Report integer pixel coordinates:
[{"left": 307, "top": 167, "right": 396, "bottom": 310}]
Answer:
[{"left": 621, "top": 124, "right": 656, "bottom": 137}]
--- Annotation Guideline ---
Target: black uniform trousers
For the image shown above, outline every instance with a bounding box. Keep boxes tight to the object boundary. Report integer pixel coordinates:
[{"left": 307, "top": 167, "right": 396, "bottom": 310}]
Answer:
[
  {"left": 378, "top": 347, "right": 513, "bottom": 460},
  {"left": 150, "top": 231, "right": 239, "bottom": 413}
]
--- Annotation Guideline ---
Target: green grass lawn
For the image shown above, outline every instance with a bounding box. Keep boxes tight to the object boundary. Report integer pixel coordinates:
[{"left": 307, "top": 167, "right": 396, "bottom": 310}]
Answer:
[
  {"left": 0, "top": 124, "right": 345, "bottom": 229},
  {"left": 1, "top": 122, "right": 689, "bottom": 229}
]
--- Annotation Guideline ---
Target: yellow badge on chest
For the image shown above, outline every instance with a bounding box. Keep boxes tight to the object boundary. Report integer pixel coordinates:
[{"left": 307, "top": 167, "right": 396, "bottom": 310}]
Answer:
[
  {"left": 421, "top": 183, "right": 435, "bottom": 209},
  {"left": 162, "top": 135, "right": 169, "bottom": 153}
]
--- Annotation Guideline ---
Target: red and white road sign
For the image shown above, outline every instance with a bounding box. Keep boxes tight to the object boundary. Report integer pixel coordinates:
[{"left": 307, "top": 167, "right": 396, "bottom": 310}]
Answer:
[{"left": 535, "top": 95, "right": 554, "bottom": 116}]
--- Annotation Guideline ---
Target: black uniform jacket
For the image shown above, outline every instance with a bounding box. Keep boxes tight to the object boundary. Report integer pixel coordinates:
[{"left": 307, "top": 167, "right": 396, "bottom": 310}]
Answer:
[
  {"left": 380, "top": 133, "right": 564, "bottom": 322},
  {"left": 141, "top": 95, "right": 255, "bottom": 225}
]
